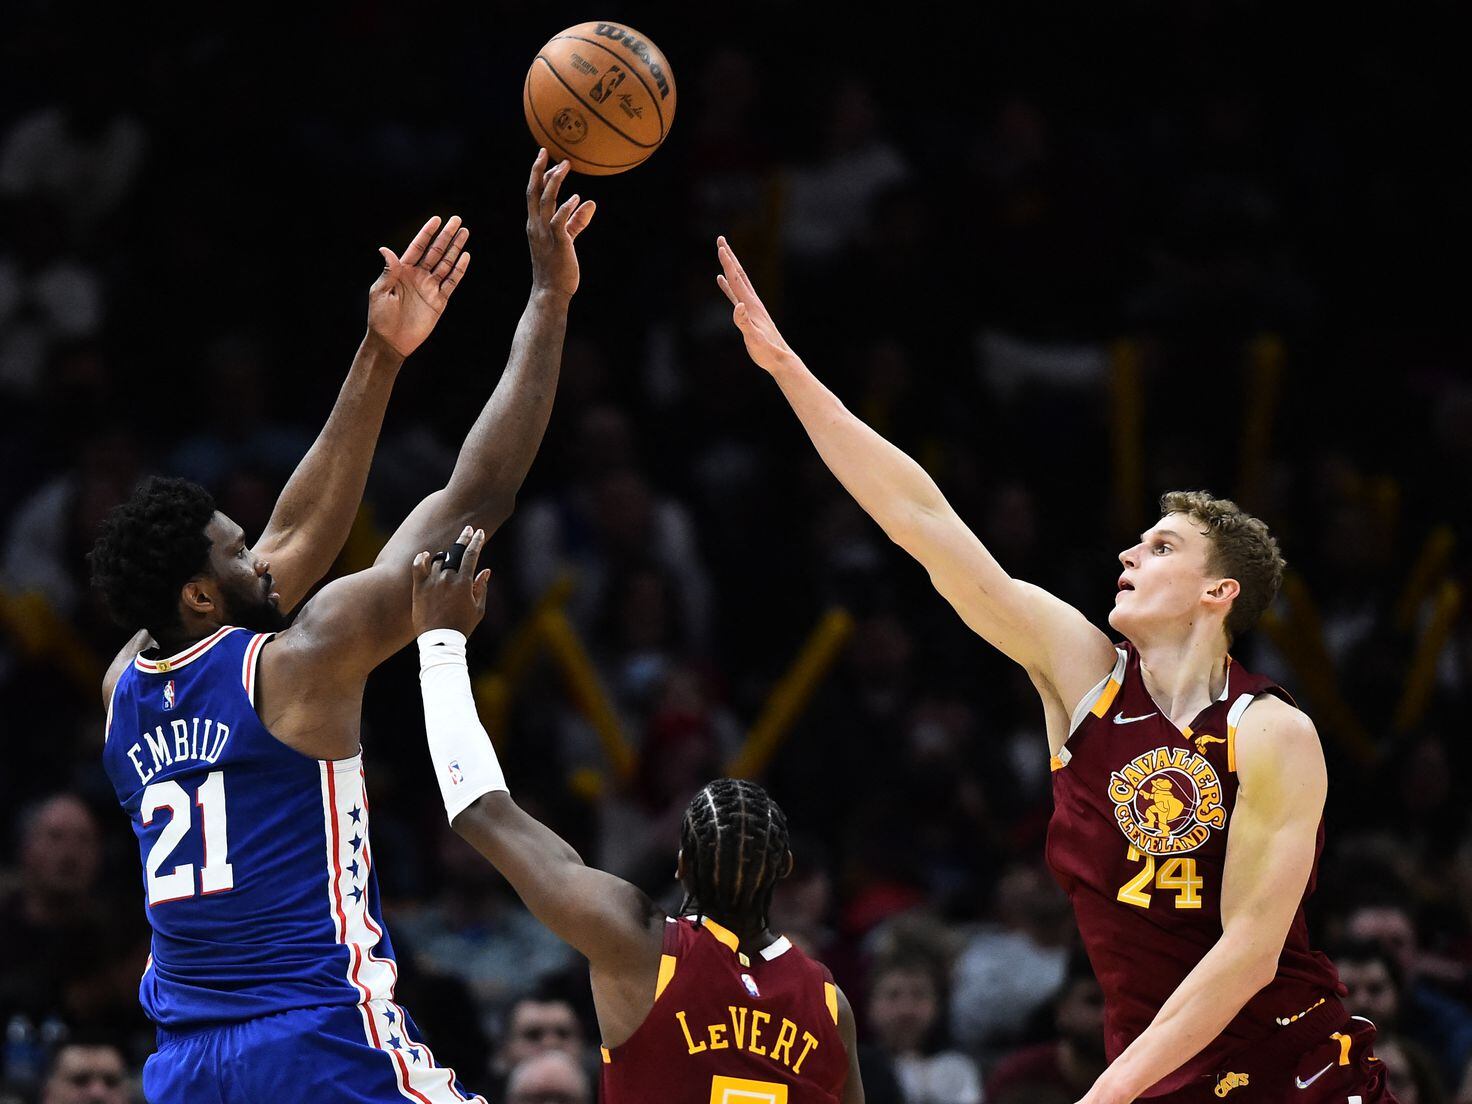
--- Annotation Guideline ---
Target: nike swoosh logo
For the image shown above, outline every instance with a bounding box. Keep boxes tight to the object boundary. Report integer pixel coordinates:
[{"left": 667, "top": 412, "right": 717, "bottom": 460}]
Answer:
[
  {"left": 1112, "top": 711, "right": 1158, "bottom": 725},
  {"left": 1295, "top": 1063, "right": 1333, "bottom": 1089}
]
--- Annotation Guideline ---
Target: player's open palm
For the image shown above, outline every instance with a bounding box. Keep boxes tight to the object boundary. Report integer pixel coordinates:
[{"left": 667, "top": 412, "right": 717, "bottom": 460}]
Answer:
[
  {"left": 368, "top": 215, "right": 472, "bottom": 357},
  {"left": 715, "top": 236, "right": 797, "bottom": 376},
  {"left": 412, "top": 527, "right": 493, "bottom": 638},
  {"left": 527, "top": 149, "right": 597, "bottom": 299}
]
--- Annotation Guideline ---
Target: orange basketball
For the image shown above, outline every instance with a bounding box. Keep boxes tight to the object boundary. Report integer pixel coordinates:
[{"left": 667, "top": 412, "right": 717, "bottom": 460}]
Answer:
[{"left": 523, "top": 22, "right": 677, "bottom": 176}]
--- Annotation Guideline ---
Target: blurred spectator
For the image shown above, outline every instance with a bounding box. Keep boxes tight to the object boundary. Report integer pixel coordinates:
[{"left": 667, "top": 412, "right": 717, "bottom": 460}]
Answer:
[
  {"left": 390, "top": 827, "right": 575, "bottom": 1023},
  {"left": 39, "top": 1039, "right": 129, "bottom": 1104},
  {"left": 496, "top": 994, "right": 587, "bottom": 1077},
  {"left": 503, "top": 1050, "right": 590, "bottom": 1104},
  {"left": 986, "top": 958, "right": 1107, "bottom": 1103},
  {"left": 865, "top": 952, "right": 981, "bottom": 1104},
  {"left": 950, "top": 863, "right": 1072, "bottom": 1053},
  {"left": 781, "top": 78, "right": 910, "bottom": 263},
  {"left": 1345, "top": 904, "right": 1472, "bottom": 1085},
  {"left": 0, "top": 795, "right": 147, "bottom": 1040}
]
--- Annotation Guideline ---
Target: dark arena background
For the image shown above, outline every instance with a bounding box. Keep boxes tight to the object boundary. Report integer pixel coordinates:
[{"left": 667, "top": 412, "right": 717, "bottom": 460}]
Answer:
[{"left": 1, "top": 3, "right": 1469, "bottom": 1103}]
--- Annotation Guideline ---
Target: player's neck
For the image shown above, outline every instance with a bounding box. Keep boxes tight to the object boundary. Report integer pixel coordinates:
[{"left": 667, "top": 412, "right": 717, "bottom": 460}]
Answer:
[
  {"left": 150, "top": 619, "right": 226, "bottom": 657},
  {"left": 1131, "top": 627, "right": 1229, "bottom": 727}
]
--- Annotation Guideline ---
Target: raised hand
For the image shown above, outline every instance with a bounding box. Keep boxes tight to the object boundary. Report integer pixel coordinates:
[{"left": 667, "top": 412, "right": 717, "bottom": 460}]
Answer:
[
  {"left": 368, "top": 215, "right": 473, "bottom": 357},
  {"left": 715, "top": 235, "right": 799, "bottom": 375},
  {"left": 527, "top": 149, "right": 596, "bottom": 299},
  {"left": 411, "top": 526, "right": 492, "bottom": 639}
]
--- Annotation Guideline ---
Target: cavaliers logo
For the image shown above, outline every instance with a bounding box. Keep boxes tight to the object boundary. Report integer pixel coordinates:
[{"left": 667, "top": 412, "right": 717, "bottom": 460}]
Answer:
[{"left": 1108, "top": 746, "right": 1226, "bottom": 854}]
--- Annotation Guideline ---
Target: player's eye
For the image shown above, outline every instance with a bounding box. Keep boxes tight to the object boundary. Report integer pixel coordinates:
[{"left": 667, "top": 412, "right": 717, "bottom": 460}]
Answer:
[{"left": 1154, "top": 543, "right": 1170, "bottom": 554}]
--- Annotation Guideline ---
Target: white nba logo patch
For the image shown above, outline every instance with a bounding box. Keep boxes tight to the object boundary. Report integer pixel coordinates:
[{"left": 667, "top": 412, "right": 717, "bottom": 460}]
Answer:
[
  {"left": 740, "top": 973, "right": 760, "bottom": 998},
  {"left": 163, "top": 680, "right": 176, "bottom": 711},
  {"left": 448, "top": 760, "right": 463, "bottom": 785}
]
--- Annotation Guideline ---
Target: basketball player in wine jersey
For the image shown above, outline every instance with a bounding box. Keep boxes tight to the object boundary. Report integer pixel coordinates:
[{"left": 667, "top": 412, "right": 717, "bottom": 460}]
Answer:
[
  {"left": 713, "top": 238, "right": 1396, "bottom": 1104},
  {"left": 408, "top": 529, "right": 863, "bottom": 1104},
  {"left": 88, "top": 151, "right": 592, "bottom": 1103}
]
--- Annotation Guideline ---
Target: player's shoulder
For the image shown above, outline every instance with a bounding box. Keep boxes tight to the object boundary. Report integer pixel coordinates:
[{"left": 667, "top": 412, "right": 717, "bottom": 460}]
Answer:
[
  {"left": 101, "top": 629, "right": 153, "bottom": 705},
  {"left": 1234, "top": 694, "right": 1323, "bottom": 781}
]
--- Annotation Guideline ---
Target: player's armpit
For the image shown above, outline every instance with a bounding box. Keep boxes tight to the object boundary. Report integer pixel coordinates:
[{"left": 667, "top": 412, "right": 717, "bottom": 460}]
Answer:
[
  {"left": 450, "top": 792, "right": 667, "bottom": 974},
  {"left": 835, "top": 986, "right": 866, "bottom": 1104},
  {"left": 1219, "top": 699, "right": 1327, "bottom": 975},
  {"left": 267, "top": 561, "right": 419, "bottom": 685}
]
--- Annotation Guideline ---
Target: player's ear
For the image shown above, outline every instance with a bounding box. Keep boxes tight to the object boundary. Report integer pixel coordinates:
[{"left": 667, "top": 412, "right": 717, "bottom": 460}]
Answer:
[
  {"left": 675, "top": 849, "right": 686, "bottom": 880},
  {"left": 780, "top": 850, "right": 795, "bottom": 880},
  {"left": 1204, "top": 577, "right": 1240, "bottom": 606},
  {"left": 181, "top": 579, "right": 216, "bottom": 615}
]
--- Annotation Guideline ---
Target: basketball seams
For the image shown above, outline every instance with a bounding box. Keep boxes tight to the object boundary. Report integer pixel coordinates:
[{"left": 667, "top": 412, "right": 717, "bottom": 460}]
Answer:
[
  {"left": 547, "top": 33, "right": 668, "bottom": 133},
  {"left": 533, "top": 52, "right": 661, "bottom": 150},
  {"left": 525, "top": 64, "right": 650, "bottom": 171}
]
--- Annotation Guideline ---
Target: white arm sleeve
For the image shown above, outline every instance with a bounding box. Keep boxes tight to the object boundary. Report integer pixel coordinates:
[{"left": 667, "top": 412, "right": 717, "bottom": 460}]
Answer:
[{"left": 417, "top": 628, "right": 508, "bottom": 821}]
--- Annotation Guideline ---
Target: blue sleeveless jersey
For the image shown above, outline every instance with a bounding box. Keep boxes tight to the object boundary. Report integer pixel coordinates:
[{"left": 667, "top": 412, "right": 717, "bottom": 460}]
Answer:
[{"left": 103, "top": 626, "right": 398, "bottom": 1028}]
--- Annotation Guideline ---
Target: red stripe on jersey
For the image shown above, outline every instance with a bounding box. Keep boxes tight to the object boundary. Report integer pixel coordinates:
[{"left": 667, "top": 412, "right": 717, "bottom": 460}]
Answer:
[{"left": 325, "top": 769, "right": 368, "bottom": 1002}]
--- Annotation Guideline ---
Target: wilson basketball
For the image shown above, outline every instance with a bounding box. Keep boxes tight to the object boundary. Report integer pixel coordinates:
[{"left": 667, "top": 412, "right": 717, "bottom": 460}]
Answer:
[{"left": 523, "top": 22, "right": 677, "bottom": 176}]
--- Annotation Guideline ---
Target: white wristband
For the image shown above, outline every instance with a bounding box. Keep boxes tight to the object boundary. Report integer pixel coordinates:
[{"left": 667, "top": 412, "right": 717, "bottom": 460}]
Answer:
[{"left": 417, "top": 629, "right": 508, "bottom": 820}]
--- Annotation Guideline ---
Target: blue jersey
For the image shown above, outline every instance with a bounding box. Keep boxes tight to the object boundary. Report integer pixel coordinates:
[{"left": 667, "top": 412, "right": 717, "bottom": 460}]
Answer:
[{"left": 103, "top": 626, "right": 398, "bottom": 1029}]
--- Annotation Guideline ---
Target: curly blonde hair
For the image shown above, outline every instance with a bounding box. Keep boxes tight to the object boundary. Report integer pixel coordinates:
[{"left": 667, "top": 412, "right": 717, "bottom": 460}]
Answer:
[{"left": 1159, "top": 491, "right": 1285, "bottom": 644}]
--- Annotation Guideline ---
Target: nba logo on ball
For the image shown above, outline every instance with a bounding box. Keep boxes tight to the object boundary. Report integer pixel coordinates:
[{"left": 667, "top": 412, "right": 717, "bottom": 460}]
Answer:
[
  {"left": 448, "top": 761, "right": 463, "bottom": 785},
  {"left": 163, "top": 679, "right": 176, "bottom": 711},
  {"left": 740, "top": 973, "right": 760, "bottom": 998}
]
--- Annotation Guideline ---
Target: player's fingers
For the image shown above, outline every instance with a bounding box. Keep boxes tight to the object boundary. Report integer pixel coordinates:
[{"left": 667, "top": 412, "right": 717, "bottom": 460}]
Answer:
[
  {"left": 733, "top": 302, "right": 752, "bottom": 330},
  {"left": 374, "top": 248, "right": 401, "bottom": 288},
  {"left": 433, "top": 226, "right": 469, "bottom": 277},
  {"left": 540, "top": 161, "right": 568, "bottom": 223},
  {"left": 719, "top": 236, "right": 760, "bottom": 299},
  {"left": 472, "top": 568, "right": 492, "bottom": 609},
  {"left": 527, "top": 148, "right": 549, "bottom": 216},
  {"left": 412, "top": 551, "right": 432, "bottom": 582},
  {"left": 550, "top": 193, "right": 579, "bottom": 232},
  {"left": 567, "top": 200, "right": 596, "bottom": 240},
  {"left": 461, "top": 528, "right": 487, "bottom": 580},
  {"left": 716, "top": 273, "right": 739, "bottom": 307},
  {"left": 402, "top": 217, "right": 441, "bottom": 266},
  {"left": 440, "top": 250, "right": 471, "bottom": 295},
  {"left": 421, "top": 215, "right": 462, "bottom": 270}
]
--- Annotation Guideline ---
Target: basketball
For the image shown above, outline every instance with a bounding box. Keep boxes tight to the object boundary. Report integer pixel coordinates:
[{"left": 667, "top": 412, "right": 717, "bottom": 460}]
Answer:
[{"left": 523, "top": 22, "right": 677, "bottom": 176}]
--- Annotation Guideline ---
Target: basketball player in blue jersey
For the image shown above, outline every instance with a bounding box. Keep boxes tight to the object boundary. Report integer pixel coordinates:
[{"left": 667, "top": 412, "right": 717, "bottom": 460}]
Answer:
[{"left": 88, "top": 150, "right": 594, "bottom": 1104}]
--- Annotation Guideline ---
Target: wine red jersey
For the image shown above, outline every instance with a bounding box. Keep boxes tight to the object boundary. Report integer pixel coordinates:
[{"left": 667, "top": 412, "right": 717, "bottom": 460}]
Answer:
[
  {"left": 600, "top": 916, "right": 848, "bottom": 1104},
  {"left": 1046, "top": 644, "right": 1344, "bottom": 1098}
]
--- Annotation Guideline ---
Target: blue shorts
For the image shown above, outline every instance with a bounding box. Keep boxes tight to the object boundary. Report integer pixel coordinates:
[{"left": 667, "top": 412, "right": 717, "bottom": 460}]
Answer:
[{"left": 143, "top": 999, "right": 485, "bottom": 1104}]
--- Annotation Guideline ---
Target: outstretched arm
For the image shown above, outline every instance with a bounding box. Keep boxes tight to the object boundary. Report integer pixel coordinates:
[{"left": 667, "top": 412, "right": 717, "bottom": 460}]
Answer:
[
  {"left": 715, "top": 237, "right": 1114, "bottom": 707},
  {"left": 282, "top": 151, "right": 595, "bottom": 676},
  {"left": 255, "top": 215, "right": 473, "bottom": 611},
  {"left": 409, "top": 531, "right": 665, "bottom": 976},
  {"left": 1074, "top": 699, "right": 1327, "bottom": 1104}
]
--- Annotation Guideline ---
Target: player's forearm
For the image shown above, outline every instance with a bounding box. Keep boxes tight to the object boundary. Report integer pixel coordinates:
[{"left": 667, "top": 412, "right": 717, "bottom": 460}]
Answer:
[
  {"left": 453, "top": 794, "right": 586, "bottom": 899},
  {"left": 769, "top": 357, "right": 950, "bottom": 544},
  {"left": 258, "top": 332, "right": 404, "bottom": 608},
  {"left": 442, "top": 287, "right": 570, "bottom": 528},
  {"left": 1089, "top": 936, "right": 1276, "bottom": 1103}
]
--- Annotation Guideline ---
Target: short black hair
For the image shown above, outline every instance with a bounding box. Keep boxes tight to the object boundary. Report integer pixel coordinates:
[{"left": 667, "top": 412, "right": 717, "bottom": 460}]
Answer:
[
  {"left": 1328, "top": 936, "right": 1405, "bottom": 994},
  {"left": 679, "top": 779, "right": 791, "bottom": 938},
  {"left": 89, "top": 476, "right": 217, "bottom": 635}
]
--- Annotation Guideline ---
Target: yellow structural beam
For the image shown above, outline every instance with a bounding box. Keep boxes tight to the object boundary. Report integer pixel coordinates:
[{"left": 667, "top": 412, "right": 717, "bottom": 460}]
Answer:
[{"left": 727, "top": 608, "right": 855, "bottom": 780}]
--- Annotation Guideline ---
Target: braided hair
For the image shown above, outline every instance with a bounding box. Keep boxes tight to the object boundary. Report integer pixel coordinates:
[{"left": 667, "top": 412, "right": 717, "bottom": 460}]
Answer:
[{"left": 678, "top": 778, "right": 792, "bottom": 938}]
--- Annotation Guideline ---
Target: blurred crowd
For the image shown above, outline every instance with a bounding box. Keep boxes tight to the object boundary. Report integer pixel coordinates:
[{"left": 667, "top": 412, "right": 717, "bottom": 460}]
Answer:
[{"left": 1, "top": 3, "right": 1468, "bottom": 1103}]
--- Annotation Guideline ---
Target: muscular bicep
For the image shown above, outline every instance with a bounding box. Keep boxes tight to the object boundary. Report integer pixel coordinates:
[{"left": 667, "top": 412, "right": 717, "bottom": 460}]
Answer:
[
  {"left": 1220, "top": 702, "right": 1327, "bottom": 954},
  {"left": 283, "top": 562, "right": 416, "bottom": 676},
  {"left": 911, "top": 503, "right": 1115, "bottom": 702},
  {"left": 451, "top": 793, "right": 665, "bottom": 973}
]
